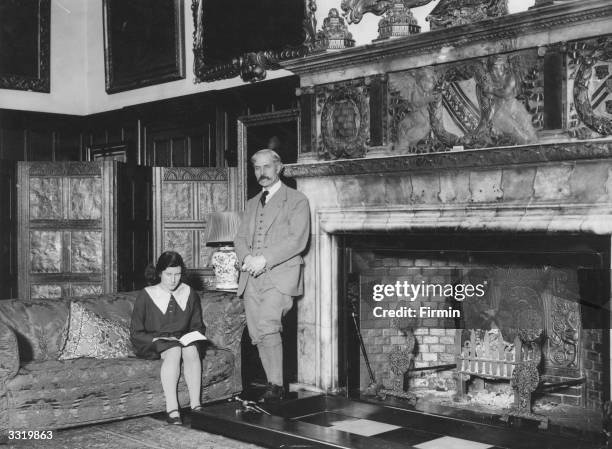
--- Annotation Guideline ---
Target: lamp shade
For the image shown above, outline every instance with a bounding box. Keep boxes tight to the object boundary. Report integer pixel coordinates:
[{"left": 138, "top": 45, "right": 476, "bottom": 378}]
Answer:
[{"left": 205, "top": 211, "right": 242, "bottom": 246}]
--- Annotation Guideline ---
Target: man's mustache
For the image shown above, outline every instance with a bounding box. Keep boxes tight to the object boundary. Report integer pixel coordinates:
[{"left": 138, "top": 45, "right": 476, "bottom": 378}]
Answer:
[{"left": 257, "top": 176, "right": 270, "bottom": 181}]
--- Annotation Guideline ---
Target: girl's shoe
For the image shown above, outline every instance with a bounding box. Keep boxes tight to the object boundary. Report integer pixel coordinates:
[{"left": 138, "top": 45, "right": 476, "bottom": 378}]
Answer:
[
  {"left": 191, "top": 405, "right": 203, "bottom": 412},
  {"left": 165, "top": 409, "right": 182, "bottom": 425}
]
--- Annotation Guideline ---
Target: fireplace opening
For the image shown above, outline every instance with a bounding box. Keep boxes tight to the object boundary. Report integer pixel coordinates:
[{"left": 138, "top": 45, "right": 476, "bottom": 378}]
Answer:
[{"left": 338, "top": 231, "right": 610, "bottom": 428}]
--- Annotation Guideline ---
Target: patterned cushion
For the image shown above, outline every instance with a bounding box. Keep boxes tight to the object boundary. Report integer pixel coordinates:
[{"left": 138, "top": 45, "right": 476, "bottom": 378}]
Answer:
[{"left": 58, "top": 302, "right": 133, "bottom": 360}]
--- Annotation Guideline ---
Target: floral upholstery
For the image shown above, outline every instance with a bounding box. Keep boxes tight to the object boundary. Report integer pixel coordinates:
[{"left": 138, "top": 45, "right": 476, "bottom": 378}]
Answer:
[
  {"left": 0, "top": 321, "right": 19, "bottom": 383},
  {"left": 0, "top": 299, "right": 70, "bottom": 362},
  {"left": 0, "top": 290, "right": 245, "bottom": 432}
]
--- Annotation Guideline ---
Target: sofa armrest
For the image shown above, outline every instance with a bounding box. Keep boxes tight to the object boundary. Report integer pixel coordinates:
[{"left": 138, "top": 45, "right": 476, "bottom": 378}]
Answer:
[{"left": 0, "top": 321, "right": 19, "bottom": 384}]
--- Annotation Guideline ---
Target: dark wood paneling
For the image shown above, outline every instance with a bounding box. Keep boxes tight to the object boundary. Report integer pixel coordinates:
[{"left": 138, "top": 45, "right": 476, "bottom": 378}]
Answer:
[
  {"left": 116, "top": 163, "right": 153, "bottom": 291},
  {"left": 0, "top": 110, "right": 84, "bottom": 162},
  {"left": 0, "top": 161, "right": 17, "bottom": 299},
  {"left": 0, "top": 76, "right": 299, "bottom": 167}
]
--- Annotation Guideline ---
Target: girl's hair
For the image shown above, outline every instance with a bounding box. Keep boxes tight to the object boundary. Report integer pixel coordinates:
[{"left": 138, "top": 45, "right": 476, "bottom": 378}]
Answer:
[{"left": 144, "top": 251, "right": 186, "bottom": 285}]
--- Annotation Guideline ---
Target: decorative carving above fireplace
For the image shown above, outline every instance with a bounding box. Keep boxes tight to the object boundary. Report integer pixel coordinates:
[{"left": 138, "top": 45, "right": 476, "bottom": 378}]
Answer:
[
  {"left": 571, "top": 36, "right": 612, "bottom": 137},
  {"left": 318, "top": 80, "right": 370, "bottom": 159}
]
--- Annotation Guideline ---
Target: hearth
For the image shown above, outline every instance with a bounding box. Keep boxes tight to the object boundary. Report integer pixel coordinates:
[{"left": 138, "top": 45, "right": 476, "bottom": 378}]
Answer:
[{"left": 337, "top": 232, "right": 609, "bottom": 423}]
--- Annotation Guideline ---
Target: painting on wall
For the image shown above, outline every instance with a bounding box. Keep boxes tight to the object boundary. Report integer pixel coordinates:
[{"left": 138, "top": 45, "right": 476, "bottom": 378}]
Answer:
[
  {"left": 192, "top": 0, "right": 317, "bottom": 83},
  {"left": 103, "top": 0, "right": 185, "bottom": 94},
  {"left": 0, "top": 0, "right": 50, "bottom": 92}
]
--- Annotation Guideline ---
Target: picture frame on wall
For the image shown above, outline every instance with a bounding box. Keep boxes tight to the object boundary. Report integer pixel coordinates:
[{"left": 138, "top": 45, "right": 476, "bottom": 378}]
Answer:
[
  {"left": 0, "top": 0, "right": 50, "bottom": 92},
  {"left": 102, "top": 0, "right": 185, "bottom": 94},
  {"left": 86, "top": 142, "right": 129, "bottom": 163},
  {"left": 237, "top": 109, "right": 300, "bottom": 207}
]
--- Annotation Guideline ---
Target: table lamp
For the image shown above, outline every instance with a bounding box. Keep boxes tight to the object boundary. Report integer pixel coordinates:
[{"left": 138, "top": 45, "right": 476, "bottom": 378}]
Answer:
[{"left": 205, "top": 211, "right": 242, "bottom": 291}]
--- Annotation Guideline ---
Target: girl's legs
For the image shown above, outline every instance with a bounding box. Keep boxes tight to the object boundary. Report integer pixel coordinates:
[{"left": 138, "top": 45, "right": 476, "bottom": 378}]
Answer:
[
  {"left": 182, "top": 345, "right": 202, "bottom": 408},
  {"left": 160, "top": 346, "right": 182, "bottom": 417}
]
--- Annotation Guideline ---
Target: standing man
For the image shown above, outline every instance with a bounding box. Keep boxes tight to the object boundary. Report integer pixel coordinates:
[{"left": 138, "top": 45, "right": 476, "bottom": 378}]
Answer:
[{"left": 234, "top": 149, "right": 310, "bottom": 404}]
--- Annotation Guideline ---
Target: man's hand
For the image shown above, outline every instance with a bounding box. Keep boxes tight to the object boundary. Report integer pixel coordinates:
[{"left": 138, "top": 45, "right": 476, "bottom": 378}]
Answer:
[{"left": 241, "top": 255, "right": 267, "bottom": 277}]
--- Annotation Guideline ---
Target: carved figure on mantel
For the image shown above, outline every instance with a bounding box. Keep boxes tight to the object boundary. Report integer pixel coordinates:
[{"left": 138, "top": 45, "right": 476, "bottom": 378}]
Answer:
[
  {"left": 426, "top": 0, "right": 508, "bottom": 30},
  {"left": 482, "top": 55, "right": 538, "bottom": 145},
  {"left": 340, "top": 0, "right": 433, "bottom": 25},
  {"left": 389, "top": 67, "right": 438, "bottom": 153}
]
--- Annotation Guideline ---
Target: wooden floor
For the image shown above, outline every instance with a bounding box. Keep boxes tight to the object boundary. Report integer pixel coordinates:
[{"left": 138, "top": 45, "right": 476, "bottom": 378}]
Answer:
[{"left": 190, "top": 394, "right": 603, "bottom": 449}]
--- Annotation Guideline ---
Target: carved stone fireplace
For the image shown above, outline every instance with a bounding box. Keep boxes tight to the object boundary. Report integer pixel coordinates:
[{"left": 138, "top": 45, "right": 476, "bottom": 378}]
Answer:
[
  {"left": 284, "top": 143, "right": 612, "bottom": 419},
  {"left": 276, "top": 0, "right": 612, "bottom": 428}
]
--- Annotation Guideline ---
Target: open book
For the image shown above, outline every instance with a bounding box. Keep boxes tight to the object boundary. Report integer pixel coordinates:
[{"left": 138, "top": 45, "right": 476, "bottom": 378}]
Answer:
[{"left": 152, "top": 331, "right": 207, "bottom": 346}]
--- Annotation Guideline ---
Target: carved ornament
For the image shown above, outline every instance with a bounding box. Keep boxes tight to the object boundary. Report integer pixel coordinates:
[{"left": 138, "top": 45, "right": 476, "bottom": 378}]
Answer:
[
  {"left": 427, "top": 0, "right": 508, "bottom": 30},
  {"left": 315, "top": 8, "right": 355, "bottom": 50},
  {"left": 571, "top": 36, "right": 612, "bottom": 136},
  {"left": 427, "top": 54, "right": 538, "bottom": 150},
  {"left": 511, "top": 361, "right": 540, "bottom": 409},
  {"left": 376, "top": 0, "right": 421, "bottom": 40},
  {"left": 162, "top": 167, "right": 229, "bottom": 182},
  {"left": 29, "top": 162, "right": 102, "bottom": 177},
  {"left": 389, "top": 68, "right": 439, "bottom": 154},
  {"left": 340, "top": 0, "right": 432, "bottom": 24},
  {"left": 317, "top": 81, "right": 370, "bottom": 159}
]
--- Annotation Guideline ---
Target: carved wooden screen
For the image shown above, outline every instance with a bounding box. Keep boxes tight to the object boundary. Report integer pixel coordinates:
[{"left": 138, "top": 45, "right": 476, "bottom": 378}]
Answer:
[
  {"left": 0, "top": 161, "right": 17, "bottom": 299},
  {"left": 153, "top": 167, "right": 238, "bottom": 288},
  {"left": 17, "top": 162, "right": 113, "bottom": 299},
  {"left": 16, "top": 161, "right": 154, "bottom": 299}
]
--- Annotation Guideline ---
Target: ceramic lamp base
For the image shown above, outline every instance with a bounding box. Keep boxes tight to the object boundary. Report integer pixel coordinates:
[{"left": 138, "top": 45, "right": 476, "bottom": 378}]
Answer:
[{"left": 210, "top": 246, "right": 239, "bottom": 291}]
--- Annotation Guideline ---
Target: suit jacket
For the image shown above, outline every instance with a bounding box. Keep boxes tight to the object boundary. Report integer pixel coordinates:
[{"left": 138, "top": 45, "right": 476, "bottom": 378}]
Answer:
[{"left": 234, "top": 183, "right": 310, "bottom": 297}]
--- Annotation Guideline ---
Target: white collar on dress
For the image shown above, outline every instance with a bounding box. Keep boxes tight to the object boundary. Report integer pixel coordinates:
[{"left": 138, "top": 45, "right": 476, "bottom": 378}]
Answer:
[{"left": 145, "top": 283, "right": 190, "bottom": 314}]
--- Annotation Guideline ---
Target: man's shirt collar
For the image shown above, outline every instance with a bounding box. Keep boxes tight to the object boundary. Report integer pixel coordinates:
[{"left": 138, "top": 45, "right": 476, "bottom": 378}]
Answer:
[{"left": 262, "top": 180, "right": 281, "bottom": 200}]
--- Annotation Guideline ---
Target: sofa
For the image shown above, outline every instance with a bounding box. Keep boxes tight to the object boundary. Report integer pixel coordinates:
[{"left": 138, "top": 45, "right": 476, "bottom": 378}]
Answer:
[{"left": 0, "top": 290, "right": 245, "bottom": 432}]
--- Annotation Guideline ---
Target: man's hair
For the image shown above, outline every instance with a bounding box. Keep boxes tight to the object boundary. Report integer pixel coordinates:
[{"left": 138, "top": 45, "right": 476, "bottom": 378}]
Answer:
[{"left": 250, "top": 149, "right": 282, "bottom": 164}]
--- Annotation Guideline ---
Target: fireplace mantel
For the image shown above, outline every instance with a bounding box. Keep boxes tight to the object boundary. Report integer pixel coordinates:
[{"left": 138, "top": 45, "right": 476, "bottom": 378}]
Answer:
[{"left": 285, "top": 140, "right": 612, "bottom": 178}]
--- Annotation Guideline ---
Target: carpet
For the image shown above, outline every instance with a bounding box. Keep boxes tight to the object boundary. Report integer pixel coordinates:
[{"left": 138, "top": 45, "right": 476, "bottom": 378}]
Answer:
[{"left": 7, "top": 416, "right": 265, "bottom": 449}]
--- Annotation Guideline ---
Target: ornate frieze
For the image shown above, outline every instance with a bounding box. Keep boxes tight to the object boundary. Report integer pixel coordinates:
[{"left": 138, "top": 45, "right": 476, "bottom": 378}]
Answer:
[
  {"left": 317, "top": 79, "right": 370, "bottom": 159},
  {"left": 162, "top": 167, "right": 228, "bottom": 181},
  {"left": 388, "top": 51, "right": 540, "bottom": 153},
  {"left": 29, "top": 162, "right": 102, "bottom": 177}
]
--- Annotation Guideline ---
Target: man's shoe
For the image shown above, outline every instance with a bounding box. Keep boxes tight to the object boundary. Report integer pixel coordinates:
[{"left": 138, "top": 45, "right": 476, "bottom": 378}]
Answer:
[{"left": 259, "top": 383, "right": 285, "bottom": 404}]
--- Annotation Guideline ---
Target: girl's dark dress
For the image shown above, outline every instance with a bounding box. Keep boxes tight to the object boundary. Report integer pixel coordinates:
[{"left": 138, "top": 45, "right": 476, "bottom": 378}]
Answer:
[{"left": 130, "top": 283, "right": 205, "bottom": 360}]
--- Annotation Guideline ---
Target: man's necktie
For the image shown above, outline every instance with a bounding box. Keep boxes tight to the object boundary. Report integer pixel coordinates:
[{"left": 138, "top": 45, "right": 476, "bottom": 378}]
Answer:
[
  {"left": 168, "top": 294, "right": 178, "bottom": 315},
  {"left": 260, "top": 190, "right": 269, "bottom": 207}
]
